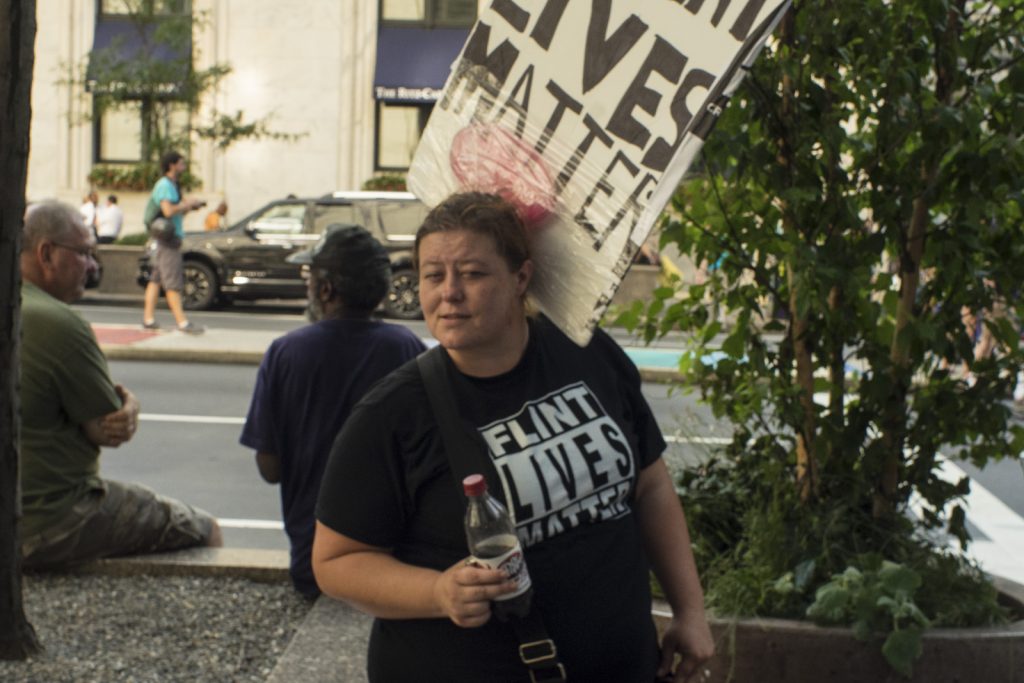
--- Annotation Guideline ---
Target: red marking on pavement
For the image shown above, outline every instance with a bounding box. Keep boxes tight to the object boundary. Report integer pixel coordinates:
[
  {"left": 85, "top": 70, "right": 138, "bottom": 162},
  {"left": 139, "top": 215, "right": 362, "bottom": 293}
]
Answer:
[{"left": 92, "top": 326, "right": 160, "bottom": 345}]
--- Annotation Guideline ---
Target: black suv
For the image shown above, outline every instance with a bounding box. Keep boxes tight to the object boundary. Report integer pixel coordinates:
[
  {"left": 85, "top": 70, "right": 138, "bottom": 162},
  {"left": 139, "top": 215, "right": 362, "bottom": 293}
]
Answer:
[{"left": 137, "top": 191, "right": 428, "bottom": 318}]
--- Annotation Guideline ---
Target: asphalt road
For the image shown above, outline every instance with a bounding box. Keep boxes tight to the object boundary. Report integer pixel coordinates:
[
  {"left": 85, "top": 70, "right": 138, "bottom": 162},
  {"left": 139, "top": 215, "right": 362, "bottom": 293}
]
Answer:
[
  {"left": 96, "top": 356, "right": 727, "bottom": 552},
  {"left": 76, "top": 299, "right": 1024, "bottom": 583},
  {"left": 78, "top": 297, "right": 722, "bottom": 552}
]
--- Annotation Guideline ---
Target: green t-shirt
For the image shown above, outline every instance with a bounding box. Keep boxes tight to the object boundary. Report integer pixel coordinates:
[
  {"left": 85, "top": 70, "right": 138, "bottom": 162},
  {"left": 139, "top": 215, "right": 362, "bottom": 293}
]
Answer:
[{"left": 19, "top": 282, "right": 121, "bottom": 536}]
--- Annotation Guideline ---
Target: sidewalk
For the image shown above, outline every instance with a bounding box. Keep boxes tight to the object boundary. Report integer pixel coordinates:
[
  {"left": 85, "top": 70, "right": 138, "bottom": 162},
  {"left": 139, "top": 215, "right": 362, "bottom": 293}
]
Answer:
[
  {"left": 92, "top": 322, "right": 687, "bottom": 382},
  {"left": 87, "top": 320, "right": 686, "bottom": 681},
  {"left": 95, "top": 323, "right": 277, "bottom": 365}
]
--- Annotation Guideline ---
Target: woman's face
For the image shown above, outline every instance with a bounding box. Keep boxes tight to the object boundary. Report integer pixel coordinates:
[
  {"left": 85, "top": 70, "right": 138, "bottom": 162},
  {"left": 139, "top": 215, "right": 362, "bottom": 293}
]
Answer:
[{"left": 418, "top": 229, "right": 532, "bottom": 359}]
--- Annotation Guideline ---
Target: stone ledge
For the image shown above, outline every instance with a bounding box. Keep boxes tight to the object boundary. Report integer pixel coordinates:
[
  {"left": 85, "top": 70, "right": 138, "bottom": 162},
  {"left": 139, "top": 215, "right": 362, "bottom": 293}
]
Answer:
[
  {"left": 267, "top": 595, "right": 371, "bottom": 683},
  {"left": 76, "top": 547, "right": 290, "bottom": 583}
]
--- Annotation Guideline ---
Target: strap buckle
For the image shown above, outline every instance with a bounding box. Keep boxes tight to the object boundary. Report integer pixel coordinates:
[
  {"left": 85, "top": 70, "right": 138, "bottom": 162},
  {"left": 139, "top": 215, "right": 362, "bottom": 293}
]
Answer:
[
  {"left": 519, "top": 638, "right": 557, "bottom": 665},
  {"left": 519, "top": 639, "right": 566, "bottom": 682},
  {"left": 528, "top": 663, "right": 567, "bottom": 683}
]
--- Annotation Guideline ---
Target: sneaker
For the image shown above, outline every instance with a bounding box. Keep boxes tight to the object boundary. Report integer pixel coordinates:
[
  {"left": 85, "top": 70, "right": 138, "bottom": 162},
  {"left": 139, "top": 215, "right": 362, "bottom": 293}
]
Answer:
[
  {"left": 142, "top": 320, "right": 160, "bottom": 330},
  {"left": 177, "top": 322, "right": 206, "bottom": 335}
]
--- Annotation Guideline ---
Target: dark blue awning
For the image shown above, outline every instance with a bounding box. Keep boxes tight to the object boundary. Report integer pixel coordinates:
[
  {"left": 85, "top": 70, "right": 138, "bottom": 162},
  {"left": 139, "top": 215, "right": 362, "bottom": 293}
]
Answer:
[
  {"left": 86, "top": 17, "right": 191, "bottom": 95},
  {"left": 374, "top": 26, "right": 469, "bottom": 103}
]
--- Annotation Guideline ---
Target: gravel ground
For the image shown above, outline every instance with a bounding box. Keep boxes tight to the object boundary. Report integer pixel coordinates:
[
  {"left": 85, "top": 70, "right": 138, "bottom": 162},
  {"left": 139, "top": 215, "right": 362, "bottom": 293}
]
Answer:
[{"left": 0, "top": 572, "right": 312, "bottom": 683}]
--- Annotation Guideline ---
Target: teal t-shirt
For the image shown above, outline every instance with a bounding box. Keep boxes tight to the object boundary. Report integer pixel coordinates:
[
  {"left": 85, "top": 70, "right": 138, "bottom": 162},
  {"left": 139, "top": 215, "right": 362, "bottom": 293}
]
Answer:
[
  {"left": 152, "top": 176, "right": 184, "bottom": 238},
  {"left": 19, "top": 282, "right": 121, "bottom": 536}
]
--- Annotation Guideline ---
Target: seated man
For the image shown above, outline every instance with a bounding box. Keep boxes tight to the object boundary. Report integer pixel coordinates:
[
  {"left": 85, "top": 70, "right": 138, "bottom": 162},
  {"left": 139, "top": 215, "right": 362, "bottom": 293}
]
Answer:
[
  {"left": 19, "top": 201, "right": 222, "bottom": 568},
  {"left": 241, "top": 225, "right": 425, "bottom": 597}
]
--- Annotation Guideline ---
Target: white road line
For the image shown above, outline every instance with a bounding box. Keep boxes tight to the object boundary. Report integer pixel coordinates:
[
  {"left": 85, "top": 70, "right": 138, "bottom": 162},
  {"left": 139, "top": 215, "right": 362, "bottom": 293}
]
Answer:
[
  {"left": 137, "top": 412, "right": 1024, "bottom": 584},
  {"left": 218, "top": 518, "right": 284, "bottom": 530},
  {"left": 664, "top": 435, "right": 732, "bottom": 445},
  {"left": 667, "top": 429, "right": 1024, "bottom": 584},
  {"left": 938, "top": 459, "right": 1024, "bottom": 585},
  {"left": 140, "top": 413, "right": 246, "bottom": 425}
]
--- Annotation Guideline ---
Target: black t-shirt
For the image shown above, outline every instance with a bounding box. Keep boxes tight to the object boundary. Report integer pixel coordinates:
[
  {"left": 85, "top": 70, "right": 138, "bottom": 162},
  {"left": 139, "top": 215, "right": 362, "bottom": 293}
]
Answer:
[
  {"left": 240, "top": 318, "right": 425, "bottom": 596},
  {"left": 316, "top": 316, "right": 666, "bottom": 681}
]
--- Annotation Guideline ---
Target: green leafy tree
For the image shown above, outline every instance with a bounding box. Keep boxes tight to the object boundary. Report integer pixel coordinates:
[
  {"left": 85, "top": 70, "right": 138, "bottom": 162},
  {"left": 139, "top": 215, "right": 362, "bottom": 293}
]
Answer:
[
  {"left": 69, "top": 0, "right": 301, "bottom": 190},
  {"left": 625, "top": 0, "right": 1023, "bottom": 673},
  {"left": 0, "top": 0, "right": 41, "bottom": 660}
]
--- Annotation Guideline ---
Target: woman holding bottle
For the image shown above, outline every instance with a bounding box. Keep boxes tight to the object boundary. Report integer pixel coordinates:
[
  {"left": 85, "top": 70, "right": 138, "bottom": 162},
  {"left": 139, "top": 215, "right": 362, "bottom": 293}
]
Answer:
[{"left": 312, "top": 192, "right": 713, "bottom": 682}]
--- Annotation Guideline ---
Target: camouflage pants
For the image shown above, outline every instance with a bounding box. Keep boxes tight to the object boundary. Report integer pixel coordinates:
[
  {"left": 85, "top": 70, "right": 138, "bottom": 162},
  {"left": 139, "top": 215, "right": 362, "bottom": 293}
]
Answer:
[{"left": 22, "top": 479, "right": 216, "bottom": 570}]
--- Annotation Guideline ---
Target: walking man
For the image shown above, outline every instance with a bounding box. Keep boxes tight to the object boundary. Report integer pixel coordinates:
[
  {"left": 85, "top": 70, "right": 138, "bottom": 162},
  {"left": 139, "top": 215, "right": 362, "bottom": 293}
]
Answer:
[{"left": 141, "top": 150, "right": 206, "bottom": 334}]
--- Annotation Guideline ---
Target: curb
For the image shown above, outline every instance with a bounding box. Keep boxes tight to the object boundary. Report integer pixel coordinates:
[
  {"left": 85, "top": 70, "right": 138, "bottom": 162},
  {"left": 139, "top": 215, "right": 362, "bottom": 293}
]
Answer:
[
  {"left": 100, "top": 341, "right": 687, "bottom": 381},
  {"left": 75, "top": 547, "right": 290, "bottom": 583},
  {"left": 100, "top": 342, "right": 686, "bottom": 380},
  {"left": 101, "top": 345, "right": 267, "bottom": 365},
  {"left": 639, "top": 367, "right": 685, "bottom": 384}
]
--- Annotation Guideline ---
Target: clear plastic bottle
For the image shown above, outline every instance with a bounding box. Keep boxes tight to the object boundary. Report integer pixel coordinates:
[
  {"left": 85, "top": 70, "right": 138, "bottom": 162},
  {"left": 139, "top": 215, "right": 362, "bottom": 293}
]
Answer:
[{"left": 463, "top": 473, "right": 533, "bottom": 620}]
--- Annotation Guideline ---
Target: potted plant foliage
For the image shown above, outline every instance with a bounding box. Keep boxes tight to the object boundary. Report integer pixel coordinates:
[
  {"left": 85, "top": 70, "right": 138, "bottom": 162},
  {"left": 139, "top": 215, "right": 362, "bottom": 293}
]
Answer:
[{"left": 620, "top": 2, "right": 1024, "bottom": 679}]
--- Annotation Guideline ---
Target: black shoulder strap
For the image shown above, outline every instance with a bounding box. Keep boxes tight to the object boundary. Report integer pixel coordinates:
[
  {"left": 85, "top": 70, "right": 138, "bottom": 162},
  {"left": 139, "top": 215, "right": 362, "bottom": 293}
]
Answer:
[
  {"left": 416, "top": 347, "right": 504, "bottom": 504},
  {"left": 416, "top": 346, "right": 568, "bottom": 682}
]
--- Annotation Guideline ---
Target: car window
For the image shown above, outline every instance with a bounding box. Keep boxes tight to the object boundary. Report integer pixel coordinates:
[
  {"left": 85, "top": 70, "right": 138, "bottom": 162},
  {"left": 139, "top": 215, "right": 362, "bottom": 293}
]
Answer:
[
  {"left": 310, "top": 204, "right": 359, "bottom": 235},
  {"left": 249, "top": 203, "right": 306, "bottom": 235},
  {"left": 378, "top": 200, "right": 428, "bottom": 243}
]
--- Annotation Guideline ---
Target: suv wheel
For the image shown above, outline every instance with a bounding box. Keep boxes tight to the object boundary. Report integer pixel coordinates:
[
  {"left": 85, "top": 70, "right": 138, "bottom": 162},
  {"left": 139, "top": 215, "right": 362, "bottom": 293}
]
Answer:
[
  {"left": 182, "top": 261, "right": 218, "bottom": 311},
  {"left": 383, "top": 268, "right": 421, "bottom": 320}
]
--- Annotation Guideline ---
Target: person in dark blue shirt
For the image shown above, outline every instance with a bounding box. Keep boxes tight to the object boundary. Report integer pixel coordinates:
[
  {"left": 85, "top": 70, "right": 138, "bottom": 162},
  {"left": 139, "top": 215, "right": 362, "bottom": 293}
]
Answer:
[{"left": 240, "top": 225, "right": 426, "bottom": 597}]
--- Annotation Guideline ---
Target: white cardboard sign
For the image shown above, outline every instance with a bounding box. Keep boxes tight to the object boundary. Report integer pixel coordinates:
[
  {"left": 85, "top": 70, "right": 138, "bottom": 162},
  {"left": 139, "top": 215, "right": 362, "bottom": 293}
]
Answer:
[{"left": 408, "top": 0, "right": 791, "bottom": 345}]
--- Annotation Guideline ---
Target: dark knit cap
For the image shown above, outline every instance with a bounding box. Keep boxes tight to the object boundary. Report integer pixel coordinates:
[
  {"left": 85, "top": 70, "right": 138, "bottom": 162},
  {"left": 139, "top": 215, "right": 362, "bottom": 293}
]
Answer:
[{"left": 287, "top": 224, "right": 390, "bottom": 275}]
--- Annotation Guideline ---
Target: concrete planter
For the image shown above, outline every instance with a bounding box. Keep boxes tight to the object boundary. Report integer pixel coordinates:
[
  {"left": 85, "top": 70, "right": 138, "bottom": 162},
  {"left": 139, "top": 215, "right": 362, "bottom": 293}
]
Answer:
[
  {"left": 95, "top": 244, "right": 145, "bottom": 296},
  {"left": 653, "top": 577, "right": 1024, "bottom": 683}
]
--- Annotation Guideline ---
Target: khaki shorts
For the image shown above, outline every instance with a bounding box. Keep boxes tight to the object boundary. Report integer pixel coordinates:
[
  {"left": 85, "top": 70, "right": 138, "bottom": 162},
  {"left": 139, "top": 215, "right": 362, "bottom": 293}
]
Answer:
[
  {"left": 150, "top": 239, "right": 185, "bottom": 292},
  {"left": 22, "top": 480, "right": 216, "bottom": 570}
]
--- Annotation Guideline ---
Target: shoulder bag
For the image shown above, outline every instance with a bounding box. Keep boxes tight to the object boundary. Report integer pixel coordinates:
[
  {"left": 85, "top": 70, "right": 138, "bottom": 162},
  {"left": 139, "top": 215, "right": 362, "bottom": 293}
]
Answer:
[
  {"left": 144, "top": 196, "right": 176, "bottom": 241},
  {"left": 417, "top": 347, "right": 567, "bottom": 683}
]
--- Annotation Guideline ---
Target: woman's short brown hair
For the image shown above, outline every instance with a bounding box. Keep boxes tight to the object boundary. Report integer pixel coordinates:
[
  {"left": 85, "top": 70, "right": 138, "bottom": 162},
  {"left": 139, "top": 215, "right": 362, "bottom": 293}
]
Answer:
[{"left": 414, "top": 192, "right": 530, "bottom": 272}]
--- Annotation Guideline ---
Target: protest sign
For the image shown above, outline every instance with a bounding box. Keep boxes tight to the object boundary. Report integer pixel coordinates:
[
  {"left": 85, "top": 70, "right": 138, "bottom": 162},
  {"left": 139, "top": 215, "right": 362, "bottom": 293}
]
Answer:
[{"left": 408, "top": 0, "right": 791, "bottom": 345}]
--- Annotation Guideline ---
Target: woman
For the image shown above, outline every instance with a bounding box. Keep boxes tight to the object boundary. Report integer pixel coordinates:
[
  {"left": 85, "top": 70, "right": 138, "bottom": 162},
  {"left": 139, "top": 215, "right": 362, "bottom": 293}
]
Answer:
[{"left": 312, "top": 192, "right": 714, "bottom": 681}]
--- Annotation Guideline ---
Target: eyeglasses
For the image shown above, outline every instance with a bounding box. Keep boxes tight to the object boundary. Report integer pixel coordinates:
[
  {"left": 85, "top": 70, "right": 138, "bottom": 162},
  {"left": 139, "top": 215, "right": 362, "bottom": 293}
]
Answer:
[{"left": 53, "top": 242, "right": 98, "bottom": 261}]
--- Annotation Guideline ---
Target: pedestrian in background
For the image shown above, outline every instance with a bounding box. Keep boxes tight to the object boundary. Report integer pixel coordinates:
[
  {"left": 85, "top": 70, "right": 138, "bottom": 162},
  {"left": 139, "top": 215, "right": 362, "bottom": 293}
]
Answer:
[
  {"left": 96, "top": 194, "right": 123, "bottom": 244},
  {"left": 141, "top": 150, "right": 206, "bottom": 334},
  {"left": 19, "top": 201, "right": 222, "bottom": 569},
  {"left": 240, "top": 224, "right": 425, "bottom": 598},
  {"left": 79, "top": 190, "right": 99, "bottom": 238},
  {"left": 204, "top": 200, "right": 228, "bottom": 231}
]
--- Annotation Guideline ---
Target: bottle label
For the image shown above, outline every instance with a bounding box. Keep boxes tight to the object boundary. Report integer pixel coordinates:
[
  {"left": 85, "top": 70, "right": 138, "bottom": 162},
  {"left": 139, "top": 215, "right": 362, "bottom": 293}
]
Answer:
[{"left": 470, "top": 543, "right": 532, "bottom": 600}]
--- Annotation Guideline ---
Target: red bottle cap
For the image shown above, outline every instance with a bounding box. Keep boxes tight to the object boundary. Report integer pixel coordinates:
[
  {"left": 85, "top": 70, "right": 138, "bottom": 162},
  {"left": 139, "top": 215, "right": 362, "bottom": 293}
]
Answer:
[{"left": 463, "top": 474, "right": 487, "bottom": 497}]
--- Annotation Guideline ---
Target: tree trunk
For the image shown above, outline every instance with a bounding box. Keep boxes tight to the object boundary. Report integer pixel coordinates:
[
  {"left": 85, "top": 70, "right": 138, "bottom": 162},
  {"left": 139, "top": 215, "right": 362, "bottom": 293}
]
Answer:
[
  {"left": 874, "top": 1, "right": 963, "bottom": 520},
  {"left": 827, "top": 285, "right": 844, "bottom": 440},
  {"left": 789, "top": 266, "right": 818, "bottom": 501},
  {"left": 0, "top": 0, "right": 40, "bottom": 660},
  {"left": 775, "top": 8, "right": 818, "bottom": 502}
]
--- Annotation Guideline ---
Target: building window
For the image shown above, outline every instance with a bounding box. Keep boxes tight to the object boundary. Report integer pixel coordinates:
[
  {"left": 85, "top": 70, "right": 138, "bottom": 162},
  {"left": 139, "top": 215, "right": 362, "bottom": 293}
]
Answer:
[
  {"left": 381, "top": 0, "right": 476, "bottom": 27},
  {"left": 97, "top": 102, "right": 142, "bottom": 162},
  {"left": 94, "top": 100, "right": 190, "bottom": 164},
  {"left": 376, "top": 102, "right": 432, "bottom": 170},
  {"left": 99, "top": 0, "right": 191, "bottom": 16},
  {"left": 90, "top": 1, "right": 193, "bottom": 165}
]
